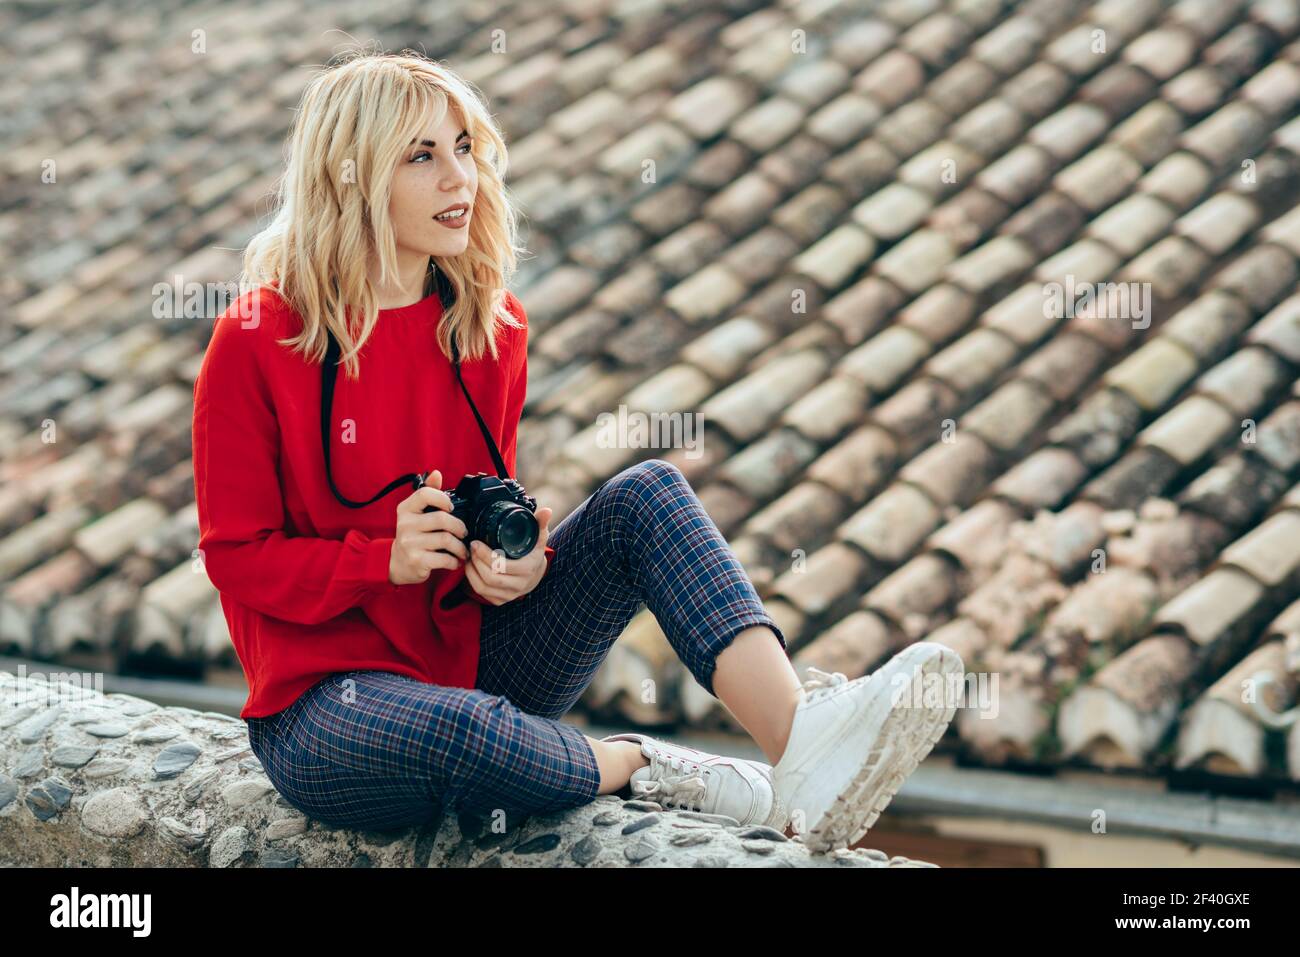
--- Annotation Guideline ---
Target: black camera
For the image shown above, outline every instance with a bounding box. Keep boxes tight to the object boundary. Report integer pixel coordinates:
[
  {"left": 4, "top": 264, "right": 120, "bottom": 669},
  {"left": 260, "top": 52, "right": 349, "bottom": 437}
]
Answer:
[{"left": 423, "top": 472, "right": 539, "bottom": 560}]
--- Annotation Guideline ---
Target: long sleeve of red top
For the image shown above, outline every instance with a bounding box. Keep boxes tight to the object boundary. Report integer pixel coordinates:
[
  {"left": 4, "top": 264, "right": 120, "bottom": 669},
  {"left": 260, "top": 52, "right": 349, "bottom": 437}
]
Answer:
[{"left": 192, "top": 285, "right": 552, "bottom": 718}]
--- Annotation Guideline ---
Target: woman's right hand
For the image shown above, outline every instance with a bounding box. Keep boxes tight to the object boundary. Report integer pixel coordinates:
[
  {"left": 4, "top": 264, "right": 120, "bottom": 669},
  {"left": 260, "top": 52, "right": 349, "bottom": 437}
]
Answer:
[{"left": 389, "top": 469, "right": 471, "bottom": 585}]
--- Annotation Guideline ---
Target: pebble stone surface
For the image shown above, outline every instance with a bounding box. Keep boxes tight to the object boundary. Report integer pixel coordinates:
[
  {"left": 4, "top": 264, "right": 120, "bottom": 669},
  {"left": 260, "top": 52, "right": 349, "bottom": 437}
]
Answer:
[{"left": 0, "top": 671, "right": 934, "bottom": 868}]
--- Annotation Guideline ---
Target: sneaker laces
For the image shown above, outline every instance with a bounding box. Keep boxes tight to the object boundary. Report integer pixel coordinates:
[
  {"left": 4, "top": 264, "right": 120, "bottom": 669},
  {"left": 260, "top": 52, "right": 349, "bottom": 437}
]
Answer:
[
  {"left": 630, "top": 750, "right": 710, "bottom": 811},
  {"left": 800, "top": 666, "right": 848, "bottom": 703}
]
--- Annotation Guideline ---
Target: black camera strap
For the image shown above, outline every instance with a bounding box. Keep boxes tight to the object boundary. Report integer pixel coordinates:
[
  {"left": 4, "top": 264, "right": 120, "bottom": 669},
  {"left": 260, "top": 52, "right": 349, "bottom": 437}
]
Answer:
[{"left": 319, "top": 271, "right": 511, "bottom": 509}]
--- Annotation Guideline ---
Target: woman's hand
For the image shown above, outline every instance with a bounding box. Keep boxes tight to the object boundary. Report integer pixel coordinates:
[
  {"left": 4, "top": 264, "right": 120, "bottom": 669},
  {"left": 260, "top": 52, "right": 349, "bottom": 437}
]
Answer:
[
  {"left": 389, "top": 470, "right": 470, "bottom": 585},
  {"left": 463, "top": 506, "right": 553, "bottom": 605}
]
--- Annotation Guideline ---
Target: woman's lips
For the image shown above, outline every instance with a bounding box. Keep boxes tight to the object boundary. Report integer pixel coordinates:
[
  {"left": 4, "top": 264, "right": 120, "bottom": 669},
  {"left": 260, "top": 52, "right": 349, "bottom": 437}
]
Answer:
[{"left": 433, "top": 206, "right": 470, "bottom": 229}]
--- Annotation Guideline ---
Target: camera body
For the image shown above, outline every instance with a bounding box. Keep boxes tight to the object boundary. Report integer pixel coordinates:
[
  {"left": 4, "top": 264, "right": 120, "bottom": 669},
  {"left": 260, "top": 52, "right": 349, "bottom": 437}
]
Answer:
[{"left": 424, "top": 472, "right": 540, "bottom": 560}]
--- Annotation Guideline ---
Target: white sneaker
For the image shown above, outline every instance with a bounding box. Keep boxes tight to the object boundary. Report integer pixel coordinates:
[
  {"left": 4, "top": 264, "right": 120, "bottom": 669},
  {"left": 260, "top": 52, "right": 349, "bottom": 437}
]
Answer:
[
  {"left": 772, "top": 641, "right": 963, "bottom": 852},
  {"left": 600, "top": 732, "right": 787, "bottom": 830}
]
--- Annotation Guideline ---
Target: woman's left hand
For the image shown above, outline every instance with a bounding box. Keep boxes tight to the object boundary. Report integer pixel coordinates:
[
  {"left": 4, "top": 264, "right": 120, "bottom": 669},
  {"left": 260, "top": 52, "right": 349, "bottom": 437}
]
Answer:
[{"left": 463, "top": 507, "right": 553, "bottom": 605}]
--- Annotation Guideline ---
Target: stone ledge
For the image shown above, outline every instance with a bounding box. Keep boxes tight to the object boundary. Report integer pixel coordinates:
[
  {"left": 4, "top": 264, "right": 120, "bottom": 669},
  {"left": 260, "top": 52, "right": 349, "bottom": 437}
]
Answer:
[{"left": 0, "top": 670, "right": 932, "bottom": 867}]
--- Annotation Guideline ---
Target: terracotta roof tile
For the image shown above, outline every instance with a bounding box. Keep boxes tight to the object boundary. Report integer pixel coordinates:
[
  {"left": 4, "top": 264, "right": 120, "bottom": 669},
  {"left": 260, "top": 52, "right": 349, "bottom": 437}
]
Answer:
[
  {"left": 1137, "top": 150, "right": 1214, "bottom": 209},
  {"left": 853, "top": 182, "right": 935, "bottom": 240},
  {"left": 1050, "top": 143, "right": 1144, "bottom": 209},
  {"left": 864, "top": 553, "right": 960, "bottom": 637},
  {"left": 745, "top": 480, "right": 847, "bottom": 555},
  {"left": 1154, "top": 567, "right": 1267, "bottom": 646},
  {"left": 925, "top": 327, "right": 1019, "bottom": 395},
  {"left": 1169, "top": 0, "right": 1247, "bottom": 42},
  {"left": 926, "top": 497, "right": 1019, "bottom": 577},
  {"left": 897, "top": 283, "right": 976, "bottom": 344},
  {"left": 662, "top": 264, "right": 748, "bottom": 326},
  {"left": 839, "top": 326, "right": 931, "bottom": 394},
  {"left": 1140, "top": 394, "right": 1241, "bottom": 465},
  {"left": 871, "top": 98, "right": 948, "bottom": 159},
  {"left": 1116, "top": 234, "right": 1209, "bottom": 302},
  {"left": 839, "top": 482, "right": 942, "bottom": 564},
  {"left": 970, "top": 16, "right": 1046, "bottom": 74},
  {"left": 897, "top": 140, "right": 984, "bottom": 197},
  {"left": 715, "top": 428, "right": 819, "bottom": 502},
  {"left": 790, "top": 609, "right": 894, "bottom": 680},
  {"left": 1163, "top": 64, "right": 1232, "bottom": 117},
  {"left": 1110, "top": 100, "right": 1186, "bottom": 166},
  {"left": 1019, "top": 330, "right": 1112, "bottom": 400},
  {"left": 1175, "top": 640, "right": 1290, "bottom": 776},
  {"left": 854, "top": 49, "right": 927, "bottom": 110},
  {"left": 1080, "top": 62, "right": 1159, "bottom": 119},
  {"left": 927, "top": 186, "right": 1011, "bottom": 250},
  {"left": 1083, "top": 445, "right": 1184, "bottom": 509},
  {"left": 1260, "top": 205, "right": 1300, "bottom": 260},
  {"left": 1047, "top": 387, "right": 1145, "bottom": 467},
  {"left": 773, "top": 541, "right": 872, "bottom": 619},
  {"left": 679, "top": 315, "right": 776, "bottom": 381},
  {"left": 1219, "top": 505, "right": 1300, "bottom": 586},
  {"left": 1088, "top": 194, "right": 1179, "bottom": 256},
  {"left": 1001, "top": 191, "right": 1087, "bottom": 255},
  {"left": 901, "top": 11, "right": 974, "bottom": 69},
  {"left": 873, "top": 378, "right": 962, "bottom": 454},
  {"left": 1000, "top": 60, "right": 1073, "bottom": 119},
  {"left": 805, "top": 424, "right": 899, "bottom": 502},
  {"left": 1124, "top": 26, "right": 1201, "bottom": 79},
  {"left": 926, "top": 58, "right": 1000, "bottom": 116},
  {"left": 897, "top": 430, "right": 998, "bottom": 507},
  {"left": 776, "top": 59, "right": 851, "bottom": 109},
  {"left": 824, "top": 138, "right": 900, "bottom": 197},
  {"left": 1058, "top": 633, "right": 1197, "bottom": 767},
  {"left": 951, "top": 98, "right": 1029, "bottom": 156},
  {"left": 1245, "top": 294, "right": 1300, "bottom": 361},
  {"left": 830, "top": 17, "right": 899, "bottom": 67},
  {"left": 780, "top": 376, "right": 870, "bottom": 445},
  {"left": 961, "top": 378, "right": 1056, "bottom": 452},
  {"left": 992, "top": 447, "right": 1090, "bottom": 510},
  {"left": 1175, "top": 192, "right": 1262, "bottom": 254},
  {"left": 791, "top": 224, "right": 876, "bottom": 290},
  {"left": 945, "top": 235, "right": 1036, "bottom": 298},
  {"left": 1206, "top": 243, "right": 1298, "bottom": 311},
  {"left": 622, "top": 364, "right": 715, "bottom": 415},
  {"left": 1196, "top": 345, "right": 1292, "bottom": 416},
  {"left": 1104, "top": 337, "right": 1202, "bottom": 410}
]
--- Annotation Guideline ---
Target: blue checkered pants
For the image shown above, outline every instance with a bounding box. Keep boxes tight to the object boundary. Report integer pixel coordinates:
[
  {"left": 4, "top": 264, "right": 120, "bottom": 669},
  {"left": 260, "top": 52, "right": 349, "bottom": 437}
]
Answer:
[{"left": 244, "top": 459, "right": 788, "bottom": 831}]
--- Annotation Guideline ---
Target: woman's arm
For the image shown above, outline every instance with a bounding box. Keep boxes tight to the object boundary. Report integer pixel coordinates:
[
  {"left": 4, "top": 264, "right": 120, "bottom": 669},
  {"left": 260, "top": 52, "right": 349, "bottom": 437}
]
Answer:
[
  {"left": 465, "top": 295, "right": 553, "bottom": 606},
  {"left": 192, "top": 315, "right": 398, "bottom": 625}
]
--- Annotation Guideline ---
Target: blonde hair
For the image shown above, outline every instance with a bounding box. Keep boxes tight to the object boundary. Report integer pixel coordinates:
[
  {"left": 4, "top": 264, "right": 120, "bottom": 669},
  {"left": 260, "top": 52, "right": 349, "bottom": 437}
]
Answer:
[{"left": 239, "top": 45, "right": 525, "bottom": 380}]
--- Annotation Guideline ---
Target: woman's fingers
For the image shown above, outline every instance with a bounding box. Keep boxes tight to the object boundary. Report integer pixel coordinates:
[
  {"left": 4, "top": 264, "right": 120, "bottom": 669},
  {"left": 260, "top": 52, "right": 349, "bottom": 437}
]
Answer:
[
  {"left": 464, "top": 558, "right": 508, "bottom": 604},
  {"left": 405, "top": 530, "right": 468, "bottom": 561},
  {"left": 469, "top": 540, "right": 540, "bottom": 578},
  {"left": 408, "top": 506, "right": 468, "bottom": 538}
]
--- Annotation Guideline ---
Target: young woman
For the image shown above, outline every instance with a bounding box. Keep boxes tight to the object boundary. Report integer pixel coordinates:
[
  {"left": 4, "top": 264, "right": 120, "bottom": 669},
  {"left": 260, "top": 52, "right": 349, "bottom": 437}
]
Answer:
[{"left": 192, "top": 49, "right": 962, "bottom": 852}]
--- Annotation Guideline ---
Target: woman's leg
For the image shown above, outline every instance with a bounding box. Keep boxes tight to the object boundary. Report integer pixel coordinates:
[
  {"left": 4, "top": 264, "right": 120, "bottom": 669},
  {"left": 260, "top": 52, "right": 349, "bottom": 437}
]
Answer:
[
  {"left": 477, "top": 458, "right": 802, "bottom": 773},
  {"left": 712, "top": 625, "right": 804, "bottom": 764},
  {"left": 248, "top": 670, "right": 602, "bottom": 830}
]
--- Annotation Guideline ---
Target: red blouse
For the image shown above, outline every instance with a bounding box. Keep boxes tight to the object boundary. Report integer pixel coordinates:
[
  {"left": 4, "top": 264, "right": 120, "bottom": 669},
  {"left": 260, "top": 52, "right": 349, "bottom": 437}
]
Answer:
[{"left": 192, "top": 283, "right": 552, "bottom": 718}]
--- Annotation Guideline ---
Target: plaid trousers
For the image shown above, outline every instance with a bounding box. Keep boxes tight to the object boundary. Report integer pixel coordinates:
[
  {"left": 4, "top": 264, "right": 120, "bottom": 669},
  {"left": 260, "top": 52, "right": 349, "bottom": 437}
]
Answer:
[{"left": 245, "top": 458, "right": 787, "bottom": 831}]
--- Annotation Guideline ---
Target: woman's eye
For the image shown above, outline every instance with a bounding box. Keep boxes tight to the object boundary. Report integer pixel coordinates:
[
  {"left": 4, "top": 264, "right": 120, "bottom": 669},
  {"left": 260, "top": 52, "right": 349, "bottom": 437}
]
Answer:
[{"left": 411, "top": 143, "right": 472, "bottom": 164}]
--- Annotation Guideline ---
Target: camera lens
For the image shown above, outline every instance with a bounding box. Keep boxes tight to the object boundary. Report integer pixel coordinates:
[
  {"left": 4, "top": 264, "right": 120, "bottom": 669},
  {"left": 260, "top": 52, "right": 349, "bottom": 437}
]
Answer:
[{"left": 482, "top": 502, "right": 538, "bottom": 559}]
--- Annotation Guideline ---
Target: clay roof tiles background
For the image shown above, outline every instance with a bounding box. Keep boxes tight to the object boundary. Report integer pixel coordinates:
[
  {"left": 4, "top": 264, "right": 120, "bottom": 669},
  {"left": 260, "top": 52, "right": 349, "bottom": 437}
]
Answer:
[{"left": 1, "top": 0, "right": 1299, "bottom": 788}]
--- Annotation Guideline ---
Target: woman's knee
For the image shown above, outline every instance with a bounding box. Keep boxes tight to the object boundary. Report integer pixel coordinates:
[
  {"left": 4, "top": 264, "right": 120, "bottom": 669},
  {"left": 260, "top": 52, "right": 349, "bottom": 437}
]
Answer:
[{"left": 601, "top": 458, "right": 689, "bottom": 507}]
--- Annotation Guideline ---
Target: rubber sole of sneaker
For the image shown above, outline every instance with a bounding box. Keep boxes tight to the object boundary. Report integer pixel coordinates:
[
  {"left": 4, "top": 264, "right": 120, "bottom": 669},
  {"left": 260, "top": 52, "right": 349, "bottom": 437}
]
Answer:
[{"left": 799, "top": 643, "right": 962, "bottom": 853}]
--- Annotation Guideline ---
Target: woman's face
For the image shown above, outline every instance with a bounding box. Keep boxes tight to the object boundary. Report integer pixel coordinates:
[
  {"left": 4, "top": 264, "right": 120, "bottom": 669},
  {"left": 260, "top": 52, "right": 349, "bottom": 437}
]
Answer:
[{"left": 387, "top": 107, "right": 478, "bottom": 262}]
